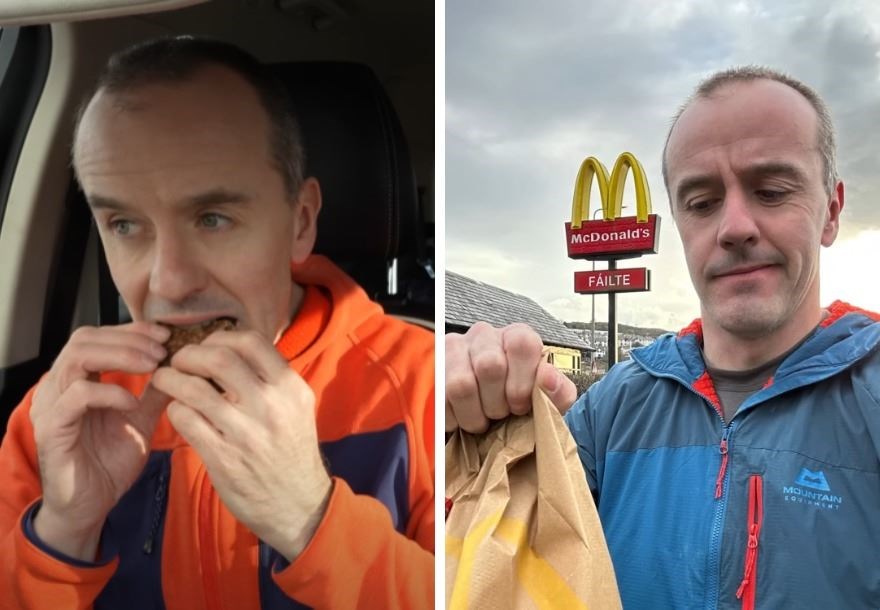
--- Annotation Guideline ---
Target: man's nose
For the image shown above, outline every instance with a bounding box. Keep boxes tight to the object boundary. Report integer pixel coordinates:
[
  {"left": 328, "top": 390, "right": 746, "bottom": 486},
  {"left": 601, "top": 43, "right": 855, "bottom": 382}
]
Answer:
[
  {"left": 717, "top": 188, "right": 760, "bottom": 249},
  {"left": 148, "top": 232, "right": 207, "bottom": 302}
]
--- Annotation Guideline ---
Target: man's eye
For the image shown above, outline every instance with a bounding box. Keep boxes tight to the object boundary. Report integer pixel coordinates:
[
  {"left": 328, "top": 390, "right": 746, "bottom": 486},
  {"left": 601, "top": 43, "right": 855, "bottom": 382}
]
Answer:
[
  {"left": 109, "top": 219, "right": 135, "bottom": 235},
  {"left": 199, "top": 213, "right": 231, "bottom": 229},
  {"left": 685, "top": 199, "right": 716, "bottom": 214},
  {"left": 756, "top": 190, "right": 786, "bottom": 204}
]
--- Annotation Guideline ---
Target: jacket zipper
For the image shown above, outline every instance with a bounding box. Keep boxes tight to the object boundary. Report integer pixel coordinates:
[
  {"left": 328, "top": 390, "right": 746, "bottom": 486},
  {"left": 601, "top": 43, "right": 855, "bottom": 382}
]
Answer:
[
  {"left": 736, "top": 475, "right": 764, "bottom": 610},
  {"left": 199, "top": 471, "right": 224, "bottom": 610},
  {"left": 142, "top": 467, "right": 168, "bottom": 554},
  {"left": 637, "top": 368, "right": 735, "bottom": 607},
  {"left": 714, "top": 426, "right": 732, "bottom": 499},
  {"left": 706, "top": 420, "right": 735, "bottom": 608}
]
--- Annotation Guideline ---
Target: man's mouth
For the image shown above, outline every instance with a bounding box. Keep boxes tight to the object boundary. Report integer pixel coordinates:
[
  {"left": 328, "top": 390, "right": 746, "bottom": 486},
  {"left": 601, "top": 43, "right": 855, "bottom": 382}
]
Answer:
[
  {"left": 155, "top": 314, "right": 238, "bottom": 328},
  {"left": 715, "top": 264, "right": 776, "bottom": 279}
]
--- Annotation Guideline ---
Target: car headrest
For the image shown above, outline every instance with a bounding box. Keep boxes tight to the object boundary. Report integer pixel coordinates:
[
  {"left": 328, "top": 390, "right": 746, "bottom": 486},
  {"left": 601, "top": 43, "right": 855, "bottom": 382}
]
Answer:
[{"left": 270, "top": 62, "right": 420, "bottom": 264}]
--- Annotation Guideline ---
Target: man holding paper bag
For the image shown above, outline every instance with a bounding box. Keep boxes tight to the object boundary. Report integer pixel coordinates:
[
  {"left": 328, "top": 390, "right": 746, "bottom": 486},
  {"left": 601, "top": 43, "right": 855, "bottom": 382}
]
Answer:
[
  {"left": 447, "top": 68, "right": 880, "bottom": 608},
  {"left": 446, "top": 384, "right": 621, "bottom": 609}
]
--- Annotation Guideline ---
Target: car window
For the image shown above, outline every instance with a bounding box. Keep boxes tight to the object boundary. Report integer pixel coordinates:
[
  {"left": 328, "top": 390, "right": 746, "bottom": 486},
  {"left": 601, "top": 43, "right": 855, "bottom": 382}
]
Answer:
[{"left": 0, "top": 25, "right": 52, "bottom": 435}]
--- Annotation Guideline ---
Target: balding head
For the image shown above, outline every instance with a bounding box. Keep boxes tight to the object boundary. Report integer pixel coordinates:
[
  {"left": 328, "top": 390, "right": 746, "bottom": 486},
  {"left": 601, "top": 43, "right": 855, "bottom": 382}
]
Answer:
[
  {"left": 662, "top": 66, "right": 837, "bottom": 199},
  {"left": 72, "top": 36, "right": 305, "bottom": 201}
]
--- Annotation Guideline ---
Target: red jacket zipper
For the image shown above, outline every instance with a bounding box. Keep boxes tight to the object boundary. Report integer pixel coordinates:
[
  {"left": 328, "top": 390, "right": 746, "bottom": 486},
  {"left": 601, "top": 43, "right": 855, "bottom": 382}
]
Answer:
[
  {"left": 736, "top": 475, "right": 764, "bottom": 610},
  {"left": 714, "top": 427, "right": 732, "bottom": 499},
  {"left": 199, "top": 471, "right": 224, "bottom": 610}
]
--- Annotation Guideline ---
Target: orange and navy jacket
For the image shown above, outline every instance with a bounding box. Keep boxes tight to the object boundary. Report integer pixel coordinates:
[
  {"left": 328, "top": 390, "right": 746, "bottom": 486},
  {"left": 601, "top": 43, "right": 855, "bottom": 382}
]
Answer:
[{"left": 0, "top": 255, "right": 435, "bottom": 610}]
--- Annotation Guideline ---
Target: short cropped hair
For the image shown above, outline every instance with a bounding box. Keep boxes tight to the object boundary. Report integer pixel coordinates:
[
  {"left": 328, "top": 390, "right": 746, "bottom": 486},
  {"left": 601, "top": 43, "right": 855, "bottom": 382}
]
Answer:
[
  {"left": 662, "top": 66, "right": 838, "bottom": 197},
  {"left": 72, "top": 36, "right": 305, "bottom": 200}
]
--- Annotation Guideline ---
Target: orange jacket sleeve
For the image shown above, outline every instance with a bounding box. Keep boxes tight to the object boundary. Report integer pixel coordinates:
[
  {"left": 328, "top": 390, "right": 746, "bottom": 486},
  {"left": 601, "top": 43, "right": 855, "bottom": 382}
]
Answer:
[
  {"left": 276, "top": 342, "right": 435, "bottom": 609},
  {"left": 273, "top": 478, "right": 434, "bottom": 609},
  {"left": 0, "top": 388, "right": 118, "bottom": 610}
]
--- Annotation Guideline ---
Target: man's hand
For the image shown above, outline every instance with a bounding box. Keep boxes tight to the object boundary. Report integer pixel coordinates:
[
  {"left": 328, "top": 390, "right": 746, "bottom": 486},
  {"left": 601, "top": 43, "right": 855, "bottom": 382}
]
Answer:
[
  {"left": 30, "top": 322, "right": 171, "bottom": 561},
  {"left": 151, "top": 330, "right": 332, "bottom": 562},
  {"left": 445, "top": 322, "right": 578, "bottom": 433}
]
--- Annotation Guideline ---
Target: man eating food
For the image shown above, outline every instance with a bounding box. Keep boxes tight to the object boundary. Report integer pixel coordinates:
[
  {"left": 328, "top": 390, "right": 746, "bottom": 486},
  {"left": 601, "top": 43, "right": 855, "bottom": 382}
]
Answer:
[{"left": 0, "top": 36, "right": 434, "bottom": 610}]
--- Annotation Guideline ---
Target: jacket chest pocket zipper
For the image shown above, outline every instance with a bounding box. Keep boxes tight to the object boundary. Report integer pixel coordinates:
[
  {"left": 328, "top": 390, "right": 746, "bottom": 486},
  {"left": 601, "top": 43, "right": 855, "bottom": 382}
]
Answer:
[{"left": 736, "top": 474, "right": 764, "bottom": 610}]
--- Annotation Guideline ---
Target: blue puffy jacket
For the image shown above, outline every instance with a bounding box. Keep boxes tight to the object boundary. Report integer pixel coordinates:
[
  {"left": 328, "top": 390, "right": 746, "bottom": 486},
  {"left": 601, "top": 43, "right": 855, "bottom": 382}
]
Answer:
[{"left": 564, "top": 302, "right": 880, "bottom": 610}]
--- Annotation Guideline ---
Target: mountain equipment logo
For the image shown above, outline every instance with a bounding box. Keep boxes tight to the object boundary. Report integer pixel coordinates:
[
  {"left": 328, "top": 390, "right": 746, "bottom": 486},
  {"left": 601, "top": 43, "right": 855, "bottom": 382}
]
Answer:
[
  {"left": 783, "top": 468, "right": 842, "bottom": 511},
  {"left": 794, "top": 468, "right": 830, "bottom": 491}
]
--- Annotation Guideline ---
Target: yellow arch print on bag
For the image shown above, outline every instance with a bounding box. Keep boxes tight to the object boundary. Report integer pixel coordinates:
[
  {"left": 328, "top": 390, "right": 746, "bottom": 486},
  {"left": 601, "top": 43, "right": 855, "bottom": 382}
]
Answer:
[{"left": 445, "top": 388, "right": 621, "bottom": 609}]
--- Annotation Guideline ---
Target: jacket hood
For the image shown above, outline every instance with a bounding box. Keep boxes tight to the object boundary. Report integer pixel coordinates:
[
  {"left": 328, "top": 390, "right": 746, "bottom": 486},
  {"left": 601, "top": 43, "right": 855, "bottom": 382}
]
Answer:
[
  {"left": 631, "top": 301, "right": 880, "bottom": 394},
  {"left": 281, "top": 254, "right": 384, "bottom": 367}
]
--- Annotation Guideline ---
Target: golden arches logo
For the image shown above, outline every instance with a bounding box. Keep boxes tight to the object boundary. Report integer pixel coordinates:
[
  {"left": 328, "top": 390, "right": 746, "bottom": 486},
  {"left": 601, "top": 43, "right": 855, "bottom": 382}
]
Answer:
[{"left": 570, "top": 152, "right": 652, "bottom": 228}]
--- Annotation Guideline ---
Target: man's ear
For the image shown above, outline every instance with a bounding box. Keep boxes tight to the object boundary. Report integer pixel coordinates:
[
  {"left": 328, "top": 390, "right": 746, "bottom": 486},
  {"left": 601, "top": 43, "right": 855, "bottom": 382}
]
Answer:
[
  {"left": 821, "top": 180, "right": 844, "bottom": 247},
  {"left": 290, "top": 177, "right": 322, "bottom": 263}
]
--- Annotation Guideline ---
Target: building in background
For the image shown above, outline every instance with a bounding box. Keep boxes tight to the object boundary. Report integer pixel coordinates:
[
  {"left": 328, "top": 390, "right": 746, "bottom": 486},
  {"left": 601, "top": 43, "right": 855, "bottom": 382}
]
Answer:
[{"left": 446, "top": 271, "right": 593, "bottom": 374}]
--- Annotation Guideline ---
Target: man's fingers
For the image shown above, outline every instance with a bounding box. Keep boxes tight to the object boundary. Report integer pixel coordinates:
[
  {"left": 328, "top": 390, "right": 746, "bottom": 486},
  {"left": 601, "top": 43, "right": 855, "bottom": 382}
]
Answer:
[
  {"left": 445, "top": 333, "right": 489, "bottom": 433},
  {"left": 170, "top": 343, "right": 262, "bottom": 405},
  {"left": 503, "top": 324, "right": 544, "bottom": 415},
  {"left": 445, "top": 400, "right": 459, "bottom": 434},
  {"left": 67, "top": 324, "right": 169, "bottom": 358},
  {"left": 468, "top": 323, "right": 509, "bottom": 420},
  {"left": 165, "top": 400, "right": 223, "bottom": 462},
  {"left": 62, "top": 379, "right": 140, "bottom": 413},
  {"left": 151, "top": 367, "right": 247, "bottom": 437},
  {"left": 199, "top": 330, "right": 288, "bottom": 384},
  {"left": 33, "top": 380, "right": 139, "bottom": 438},
  {"left": 54, "top": 342, "right": 163, "bottom": 392},
  {"left": 536, "top": 362, "right": 578, "bottom": 414}
]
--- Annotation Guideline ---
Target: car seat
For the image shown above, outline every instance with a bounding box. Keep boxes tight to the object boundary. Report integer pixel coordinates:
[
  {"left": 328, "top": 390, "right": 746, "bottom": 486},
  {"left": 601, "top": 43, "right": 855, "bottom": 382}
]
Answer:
[{"left": 271, "top": 61, "right": 433, "bottom": 325}]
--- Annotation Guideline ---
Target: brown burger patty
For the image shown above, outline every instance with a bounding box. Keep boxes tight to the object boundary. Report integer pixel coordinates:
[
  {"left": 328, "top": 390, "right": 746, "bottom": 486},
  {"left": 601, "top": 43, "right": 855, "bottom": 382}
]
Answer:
[{"left": 159, "top": 317, "right": 237, "bottom": 366}]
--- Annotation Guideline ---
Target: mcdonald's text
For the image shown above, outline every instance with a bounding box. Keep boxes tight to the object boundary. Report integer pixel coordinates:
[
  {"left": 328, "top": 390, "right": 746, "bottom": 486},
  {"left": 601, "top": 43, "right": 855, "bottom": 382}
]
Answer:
[
  {"left": 574, "top": 268, "right": 650, "bottom": 294},
  {"left": 566, "top": 215, "right": 660, "bottom": 259}
]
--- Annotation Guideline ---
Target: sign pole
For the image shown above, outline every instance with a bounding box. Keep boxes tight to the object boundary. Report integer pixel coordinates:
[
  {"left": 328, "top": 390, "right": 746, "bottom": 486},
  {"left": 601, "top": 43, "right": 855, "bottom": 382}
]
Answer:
[
  {"left": 590, "top": 260, "right": 596, "bottom": 350},
  {"left": 607, "top": 259, "right": 617, "bottom": 367}
]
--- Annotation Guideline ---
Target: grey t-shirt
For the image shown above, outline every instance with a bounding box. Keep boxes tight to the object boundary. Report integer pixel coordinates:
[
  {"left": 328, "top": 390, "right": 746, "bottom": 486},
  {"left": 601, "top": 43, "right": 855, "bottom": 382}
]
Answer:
[
  {"left": 704, "top": 328, "right": 817, "bottom": 423},
  {"left": 706, "top": 356, "right": 782, "bottom": 423}
]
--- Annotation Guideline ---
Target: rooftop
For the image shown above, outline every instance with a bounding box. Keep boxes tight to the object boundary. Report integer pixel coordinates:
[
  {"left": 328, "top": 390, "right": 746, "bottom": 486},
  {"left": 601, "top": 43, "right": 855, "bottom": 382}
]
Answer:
[{"left": 446, "top": 271, "right": 592, "bottom": 351}]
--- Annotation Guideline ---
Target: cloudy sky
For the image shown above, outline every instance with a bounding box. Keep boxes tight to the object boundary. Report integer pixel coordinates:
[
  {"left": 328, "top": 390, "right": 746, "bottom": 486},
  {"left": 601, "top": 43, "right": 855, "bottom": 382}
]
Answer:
[{"left": 446, "top": 0, "right": 880, "bottom": 331}]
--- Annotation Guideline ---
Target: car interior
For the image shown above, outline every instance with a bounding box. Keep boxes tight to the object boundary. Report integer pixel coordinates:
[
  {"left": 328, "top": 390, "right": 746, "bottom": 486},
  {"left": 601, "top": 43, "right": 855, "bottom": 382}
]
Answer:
[{"left": 0, "top": 0, "right": 435, "bottom": 434}]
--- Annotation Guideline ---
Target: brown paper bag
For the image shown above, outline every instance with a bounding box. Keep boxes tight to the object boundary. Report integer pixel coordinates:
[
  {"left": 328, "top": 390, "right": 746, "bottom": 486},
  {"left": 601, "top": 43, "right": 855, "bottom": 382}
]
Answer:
[{"left": 445, "top": 387, "right": 621, "bottom": 610}]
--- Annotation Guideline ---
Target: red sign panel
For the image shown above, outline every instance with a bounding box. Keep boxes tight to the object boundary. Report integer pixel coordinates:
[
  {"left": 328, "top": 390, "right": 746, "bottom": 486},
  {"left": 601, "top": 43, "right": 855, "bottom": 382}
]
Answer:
[
  {"left": 574, "top": 268, "right": 650, "bottom": 294},
  {"left": 565, "top": 214, "right": 660, "bottom": 260}
]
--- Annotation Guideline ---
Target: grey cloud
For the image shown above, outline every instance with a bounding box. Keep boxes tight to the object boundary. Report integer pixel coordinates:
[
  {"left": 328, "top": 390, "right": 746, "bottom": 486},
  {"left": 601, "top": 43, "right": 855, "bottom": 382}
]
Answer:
[
  {"left": 447, "top": 0, "right": 880, "bottom": 327},
  {"left": 447, "top": 0, "right": 708, "bottom": 139},
  {"left": 721, "top": 5, "right": 880, "bottom": 227}
]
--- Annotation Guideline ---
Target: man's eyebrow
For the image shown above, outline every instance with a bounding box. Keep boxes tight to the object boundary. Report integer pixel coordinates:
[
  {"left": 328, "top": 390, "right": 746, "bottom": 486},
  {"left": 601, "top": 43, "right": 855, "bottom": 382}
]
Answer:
[
  {"left": 186, "top": 188, "right": 253, "bottom": 208},
  {"left": 743, "top": 161, "right": 808, "bottom": 184},
  {"left": 87, "top": 194, "right": 130, "bottom": 211},
  {"left": 86, "top": 189, "right": 253, "bottom": 212}
]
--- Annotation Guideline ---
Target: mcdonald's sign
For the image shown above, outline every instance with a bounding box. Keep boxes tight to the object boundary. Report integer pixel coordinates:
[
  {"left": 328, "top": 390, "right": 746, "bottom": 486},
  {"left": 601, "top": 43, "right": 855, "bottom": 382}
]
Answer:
[{"left": 565, "top": 152, "right": 660, "bottom": 259}]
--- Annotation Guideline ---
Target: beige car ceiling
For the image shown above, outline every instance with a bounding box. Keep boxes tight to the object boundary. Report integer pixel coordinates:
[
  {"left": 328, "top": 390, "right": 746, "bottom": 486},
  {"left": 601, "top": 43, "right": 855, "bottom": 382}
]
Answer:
[{"left": 0, "top": 0, "right": 208, "bottom": 26}]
